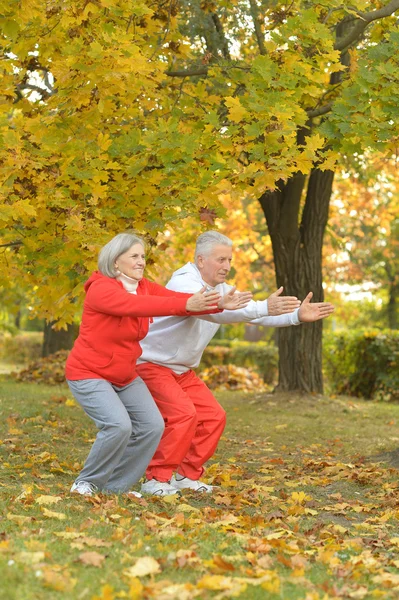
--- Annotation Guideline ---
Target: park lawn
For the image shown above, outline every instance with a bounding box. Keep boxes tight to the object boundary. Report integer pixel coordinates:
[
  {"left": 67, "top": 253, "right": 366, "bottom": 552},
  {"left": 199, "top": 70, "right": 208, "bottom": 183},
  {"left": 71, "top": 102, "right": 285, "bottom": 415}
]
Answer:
[{"left": 1, "top": 380, "right": 399, "bottom": 600}]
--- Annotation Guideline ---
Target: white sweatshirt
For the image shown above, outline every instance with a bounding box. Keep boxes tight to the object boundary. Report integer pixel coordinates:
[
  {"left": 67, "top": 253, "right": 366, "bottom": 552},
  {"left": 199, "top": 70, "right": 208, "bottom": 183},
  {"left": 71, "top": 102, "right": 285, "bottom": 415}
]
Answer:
[{"left": 138, "top": 262, "right": 301, "bottom": 374}]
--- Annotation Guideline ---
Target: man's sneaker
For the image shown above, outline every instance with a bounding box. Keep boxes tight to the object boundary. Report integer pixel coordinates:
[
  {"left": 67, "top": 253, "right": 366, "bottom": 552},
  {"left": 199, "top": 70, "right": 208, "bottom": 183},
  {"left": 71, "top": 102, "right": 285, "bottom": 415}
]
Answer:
[
  {"left": 170, "top": 475, "right": 214, "bottom": 493},
  {"left": 70, "top": 481, "right": 98, "bottom": 496},
  {"left": 140, "top": 479, "right": 179, "bottom": 497}
]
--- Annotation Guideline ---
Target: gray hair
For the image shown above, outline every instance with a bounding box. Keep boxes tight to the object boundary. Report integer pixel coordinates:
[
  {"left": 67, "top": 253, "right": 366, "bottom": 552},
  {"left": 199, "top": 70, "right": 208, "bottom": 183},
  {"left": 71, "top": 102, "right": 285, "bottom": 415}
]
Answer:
[
  {"left": 98, "top": 233, "right": 145, "bottom": 278},
  {"left": 194, "top": 230, "right": 232, "bottom": 263}
]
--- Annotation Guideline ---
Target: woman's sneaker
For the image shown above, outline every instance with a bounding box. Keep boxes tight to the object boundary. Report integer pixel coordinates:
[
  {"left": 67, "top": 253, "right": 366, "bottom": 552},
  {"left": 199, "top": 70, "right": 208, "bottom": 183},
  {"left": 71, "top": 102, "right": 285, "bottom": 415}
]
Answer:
[
  {"left": 140, "top": 479, "right": 179, "bottom": 497},
  {"left": 70, "top": 481, "right": 98, "bottom": 496},
  {"left": 126, "top": 490, "right": 142, "bottom": 498},
  {"left": 170, "top": 475, "right": 213, "bottom": 493}
]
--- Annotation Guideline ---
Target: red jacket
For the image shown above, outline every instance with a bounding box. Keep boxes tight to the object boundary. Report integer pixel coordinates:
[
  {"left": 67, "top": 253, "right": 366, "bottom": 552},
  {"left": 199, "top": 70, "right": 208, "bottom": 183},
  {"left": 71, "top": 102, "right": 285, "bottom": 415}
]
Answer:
[{"left": 65, "top": 272, "right": 211, "bottom": 387}]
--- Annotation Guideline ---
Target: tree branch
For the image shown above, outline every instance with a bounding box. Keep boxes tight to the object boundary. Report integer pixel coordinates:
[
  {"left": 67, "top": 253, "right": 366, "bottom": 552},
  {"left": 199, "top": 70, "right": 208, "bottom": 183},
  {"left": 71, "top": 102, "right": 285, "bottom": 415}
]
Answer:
[
  {"left": 16, "top": 83, "right": 55, "bottom": 99},
  {"left": 165, "top": 66, "right": 209, "bottom": 77},
  {"left": 0, "top": 241, "right": 23, "bottom": 248},
  {"left": 335, "top": 0, "right": 399, "bottom": 51},
  {"left": 249, "top": 0, "right": 266, "bottom": 55},
  {"left": 211, "top": 13, "right": 231, "bottom": 60},
  {"left": 306, "top": 102, "right": 333, "bottom": 118}
]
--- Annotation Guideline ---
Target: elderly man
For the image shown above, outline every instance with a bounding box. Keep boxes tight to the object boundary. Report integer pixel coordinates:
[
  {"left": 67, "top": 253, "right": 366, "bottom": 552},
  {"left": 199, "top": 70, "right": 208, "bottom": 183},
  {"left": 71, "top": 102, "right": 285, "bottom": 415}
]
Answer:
[{"left": 137, "top": 231, "right": 334, "bottom": 496}]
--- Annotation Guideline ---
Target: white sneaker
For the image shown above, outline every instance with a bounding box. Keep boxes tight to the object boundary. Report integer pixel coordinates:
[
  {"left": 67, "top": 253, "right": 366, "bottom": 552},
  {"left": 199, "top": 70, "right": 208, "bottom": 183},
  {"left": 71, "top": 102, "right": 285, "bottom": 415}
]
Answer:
[
  {"left": 140, "top": 479, "right": 179, "bottom": 497},
  {"left": 70, "top": 481, "right": 98, "bottom": 496},
  {"left": 170, "top": 475, "right": 214, "bottom": 493},
  {"left": 126, "top": 490, "right": 142, "bottom": 498}
]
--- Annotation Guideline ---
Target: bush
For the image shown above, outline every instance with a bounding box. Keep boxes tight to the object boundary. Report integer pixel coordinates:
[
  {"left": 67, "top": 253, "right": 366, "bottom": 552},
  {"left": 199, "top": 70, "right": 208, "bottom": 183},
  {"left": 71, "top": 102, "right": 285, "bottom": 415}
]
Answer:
[
  {"left": 0, "top": 331, "right": 43, "bottom": 364},
  {"left": 323, "top": 329, "right": 399, "bottom": 401},
  {"left": 200, "top": 340, "right": 278, "bottom": 385}
]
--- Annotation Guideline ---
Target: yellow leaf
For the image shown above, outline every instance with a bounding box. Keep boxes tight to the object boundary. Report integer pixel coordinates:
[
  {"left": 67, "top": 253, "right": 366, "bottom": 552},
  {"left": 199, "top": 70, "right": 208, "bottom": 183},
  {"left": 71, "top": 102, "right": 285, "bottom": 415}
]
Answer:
[
  {"left": 197, "top": 575, "right": 235, "bottom": 591},
  {"left": 41, "top": 508, "right": 67, "bottom": 520},
  {"left": 0, "top": 540, "right": 10, "bottom": 553},
  {"left": 42, "top": 568, "right": 76, "bottom": 592},
  {"left": 15, "top": 551, "right": 45, "bottom": 565},
  {"left": 305, "top": 133, "right": 325, "bottom": 153},
  {"left": 92, "top": 584, "right": 115, "bottom": 600},
  {"left": 54, "top": 532, "right": 84, "bottom": 539},
  {"left": 178, "top": 503, "right": 201, "bottom": 513},
  {"left": 36, "top": 495, "right": 63, "bottom": 506},
  {"left": 291, "top": 491, "right": 312, "bottom": 504},
  {"left": 225, "top": 97, "right": 247, "bottom": 123},
  {"left": 7, "top": 513, "right": 32, "bottom": 524},
  {"left": 124, "top": 556, "right": 161, "bottom": 578},
  {"left": 128, "top": 578, "right": 144, "bottom": 600}
]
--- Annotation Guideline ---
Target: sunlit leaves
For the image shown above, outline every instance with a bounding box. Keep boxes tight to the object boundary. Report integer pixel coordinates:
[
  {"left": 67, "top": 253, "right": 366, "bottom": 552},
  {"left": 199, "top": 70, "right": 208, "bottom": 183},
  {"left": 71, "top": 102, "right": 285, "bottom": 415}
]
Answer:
[{"left": 1, "top": 0, "right": 399, "bottom": 327}]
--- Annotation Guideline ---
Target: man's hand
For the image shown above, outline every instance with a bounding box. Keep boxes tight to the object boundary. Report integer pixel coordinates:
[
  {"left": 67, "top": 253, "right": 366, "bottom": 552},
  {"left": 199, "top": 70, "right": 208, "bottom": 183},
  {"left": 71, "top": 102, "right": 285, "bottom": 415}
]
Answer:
[
  {"left": 218, "top": 287, "right": 253, "bottom": 310},
  {"left": 298, "top": 292, "right": 335, "bottom": 322},
  {"left": 186, "top": 286, "right": 221, "bottom": 312},
  {"left": 267, "top": 287, "right": 301, "bottom": 316}
]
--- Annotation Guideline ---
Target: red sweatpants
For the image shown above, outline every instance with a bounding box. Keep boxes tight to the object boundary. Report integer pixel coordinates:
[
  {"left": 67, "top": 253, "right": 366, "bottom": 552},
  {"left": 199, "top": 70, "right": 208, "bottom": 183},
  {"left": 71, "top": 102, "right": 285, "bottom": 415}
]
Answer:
[{"left": 136, "top": 362, "right": 226, "bottom": 482}]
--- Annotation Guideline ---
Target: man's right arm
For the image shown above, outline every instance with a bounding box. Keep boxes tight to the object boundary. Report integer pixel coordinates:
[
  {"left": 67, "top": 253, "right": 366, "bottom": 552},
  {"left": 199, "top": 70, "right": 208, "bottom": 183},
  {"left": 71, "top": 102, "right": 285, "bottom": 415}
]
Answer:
[{"left": 167, "top": 273, "right": 299, "bottom": 325}]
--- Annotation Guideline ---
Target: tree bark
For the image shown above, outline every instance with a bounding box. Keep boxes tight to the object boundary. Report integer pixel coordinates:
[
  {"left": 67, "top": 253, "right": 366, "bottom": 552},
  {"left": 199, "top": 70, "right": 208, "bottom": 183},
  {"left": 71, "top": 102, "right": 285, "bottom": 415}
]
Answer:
[
  {"left": 387, "top": 282, "right": 398, "bottom": 329},
  {"left": 259, "top": 168, "right": 335, "bottom": 393},
  {"left": 42, "top": 321, "right": 78, "bottom": 357}
]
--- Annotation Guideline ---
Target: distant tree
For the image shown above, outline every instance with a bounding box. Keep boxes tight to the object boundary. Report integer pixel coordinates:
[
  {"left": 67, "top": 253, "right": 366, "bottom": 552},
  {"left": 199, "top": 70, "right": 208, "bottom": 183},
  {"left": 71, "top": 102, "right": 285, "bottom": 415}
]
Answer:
[{"left": 326, "top": 158, "right": 399, "bottom": 329}]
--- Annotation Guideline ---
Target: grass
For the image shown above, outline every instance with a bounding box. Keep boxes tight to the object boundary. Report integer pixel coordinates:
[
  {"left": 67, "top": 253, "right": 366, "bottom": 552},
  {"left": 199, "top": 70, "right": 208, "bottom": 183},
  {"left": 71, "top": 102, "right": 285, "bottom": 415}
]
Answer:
[{"left": 1, "top": 380, "right": 399, "bottom": 600}]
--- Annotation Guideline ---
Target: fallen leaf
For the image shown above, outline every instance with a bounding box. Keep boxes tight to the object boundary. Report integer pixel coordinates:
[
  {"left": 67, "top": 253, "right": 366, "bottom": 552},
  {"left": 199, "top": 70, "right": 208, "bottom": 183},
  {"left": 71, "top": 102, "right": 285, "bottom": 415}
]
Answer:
[
  {"left": 42, "top": 568, "right": 76, "bottom": 592},
  {"left": 7, "top": 512, "right": 33, "bottom": 524},
  {"left": 79, "top": 551, "right": 105, "bottom": 567},
  {"left": 124, "top": 556, "right": 161, "bottom": 578},
  {"left": 15, "top": 551, "right": 45, "bottom": 565},
  {"left": 41, "top": 508, "right": 67, "bottom": 520},
  {"left": 36, "top": 495, "right": 63, "bottom": 506}
]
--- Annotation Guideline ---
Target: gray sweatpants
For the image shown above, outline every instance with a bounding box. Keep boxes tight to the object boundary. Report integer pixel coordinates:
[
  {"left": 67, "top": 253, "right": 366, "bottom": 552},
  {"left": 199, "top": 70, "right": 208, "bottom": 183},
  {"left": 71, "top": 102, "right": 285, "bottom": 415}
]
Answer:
[{"left": 67, "top": 377, "right": 164, "bottom": 492}]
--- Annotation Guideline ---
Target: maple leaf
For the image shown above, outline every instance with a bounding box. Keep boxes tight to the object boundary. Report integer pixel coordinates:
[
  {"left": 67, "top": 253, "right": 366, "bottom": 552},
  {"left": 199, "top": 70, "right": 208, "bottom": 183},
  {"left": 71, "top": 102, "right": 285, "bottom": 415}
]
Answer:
[
  {"left": 35, "top": 494, "right": 63, "bottom": 506},
  {"left": 41, "top": 507, "right": 67, "bottom": 520},
  {"left": 124, "top": 556, "right": 161, "bottom": 578},
  {"left": 225, "top": 97, "right": 248, "bottom": 123},
  {"left": 199, "top": 207, "right": 217, "bottom": 224},
  {"left": 79, "top": 551, "right": 105, "bottom": 567}
]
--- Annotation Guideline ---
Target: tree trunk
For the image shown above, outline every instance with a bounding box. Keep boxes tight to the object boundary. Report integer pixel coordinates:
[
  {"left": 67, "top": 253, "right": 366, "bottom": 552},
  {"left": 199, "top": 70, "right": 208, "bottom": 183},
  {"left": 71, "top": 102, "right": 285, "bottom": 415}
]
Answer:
[
  {"left": 259, "top": 168, "right": 334, "bottom": 393},
  {"left": 387, "top": 282, "right": 398, "bottom": 329},
  {"left": 42, "top": 321, "right": 78, "bottom": 357}
]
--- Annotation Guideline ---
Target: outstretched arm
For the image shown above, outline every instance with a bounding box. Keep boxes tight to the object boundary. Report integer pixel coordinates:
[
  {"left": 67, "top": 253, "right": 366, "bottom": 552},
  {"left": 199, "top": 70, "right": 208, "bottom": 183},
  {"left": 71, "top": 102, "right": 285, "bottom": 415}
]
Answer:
[
  {"left": 217, "top": 287, "right": 253, "bottom": 311},
  {"left": 198, "top": 287, "right": 301, "bottom": 325},
  {"left": 266, "top": 287, "right": 300, "bottom": 316},
  {"left": 298, "top": 292, "right": 335, "bottom": 322}
]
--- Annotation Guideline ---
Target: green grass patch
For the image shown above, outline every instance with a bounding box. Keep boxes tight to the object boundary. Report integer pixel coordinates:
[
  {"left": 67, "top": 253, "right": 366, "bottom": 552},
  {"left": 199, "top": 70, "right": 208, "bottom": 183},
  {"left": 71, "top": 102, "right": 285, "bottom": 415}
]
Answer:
[{"left": 1, "top": 381, "right": 399, "bottom": 599}]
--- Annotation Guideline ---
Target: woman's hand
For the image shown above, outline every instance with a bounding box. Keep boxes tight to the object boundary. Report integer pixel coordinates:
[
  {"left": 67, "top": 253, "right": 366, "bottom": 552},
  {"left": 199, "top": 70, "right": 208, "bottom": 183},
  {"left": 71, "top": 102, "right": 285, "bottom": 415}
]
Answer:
[
  {"left": 218, "top": 287, "right": 253, "bottom": 310},
  {"left": 186, "top": 286, "right": 221, "bottom": 312}
]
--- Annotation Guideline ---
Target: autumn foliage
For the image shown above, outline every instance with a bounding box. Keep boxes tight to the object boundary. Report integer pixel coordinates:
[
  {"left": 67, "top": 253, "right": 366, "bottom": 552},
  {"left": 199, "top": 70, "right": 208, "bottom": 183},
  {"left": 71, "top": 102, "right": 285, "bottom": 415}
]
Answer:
[{"left": 2, "top": 0, "right": 399, "bottom": 332}]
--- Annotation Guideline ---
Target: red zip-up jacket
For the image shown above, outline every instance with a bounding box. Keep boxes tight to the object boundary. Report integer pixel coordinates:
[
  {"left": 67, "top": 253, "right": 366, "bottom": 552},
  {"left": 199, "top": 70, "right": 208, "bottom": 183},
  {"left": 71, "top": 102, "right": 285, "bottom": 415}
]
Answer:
[{"left": 65, "top": 272, "right": 220, "bottom": 387}]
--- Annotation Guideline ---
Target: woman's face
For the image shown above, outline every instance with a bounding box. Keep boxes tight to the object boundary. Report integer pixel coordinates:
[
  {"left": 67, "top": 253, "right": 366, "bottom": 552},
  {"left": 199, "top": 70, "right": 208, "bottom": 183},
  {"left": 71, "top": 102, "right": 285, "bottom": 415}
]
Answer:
[{"left": 115, "top": 243, "right": 146, "bottom": 281}]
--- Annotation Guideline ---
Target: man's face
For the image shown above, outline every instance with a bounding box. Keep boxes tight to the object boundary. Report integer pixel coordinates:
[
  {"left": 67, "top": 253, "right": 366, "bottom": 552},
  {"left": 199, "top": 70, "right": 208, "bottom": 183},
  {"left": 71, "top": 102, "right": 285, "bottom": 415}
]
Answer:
[{"left": 197, "top": 244, "right": 233, "bottom": 287}]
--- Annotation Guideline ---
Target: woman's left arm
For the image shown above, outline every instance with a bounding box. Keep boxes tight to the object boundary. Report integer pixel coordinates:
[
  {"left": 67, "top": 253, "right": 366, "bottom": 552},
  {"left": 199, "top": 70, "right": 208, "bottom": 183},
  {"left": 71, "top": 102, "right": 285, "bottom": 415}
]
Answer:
[{"left": 145, "top": 280, "right": 223, "bottom": 314}]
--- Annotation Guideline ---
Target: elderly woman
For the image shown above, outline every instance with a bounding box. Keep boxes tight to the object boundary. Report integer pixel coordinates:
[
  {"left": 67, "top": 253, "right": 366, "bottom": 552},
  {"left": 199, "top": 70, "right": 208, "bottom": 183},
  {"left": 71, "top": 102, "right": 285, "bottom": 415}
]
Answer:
[{"left": 65, "top": 232, "right": 248, "bottom": 498}]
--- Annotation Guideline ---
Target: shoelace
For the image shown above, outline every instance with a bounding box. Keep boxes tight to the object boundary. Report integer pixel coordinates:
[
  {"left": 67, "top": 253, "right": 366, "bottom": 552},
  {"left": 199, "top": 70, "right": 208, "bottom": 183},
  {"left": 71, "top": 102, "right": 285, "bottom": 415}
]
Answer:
[{"left": 75, "top": 481, "right": 98, "bottom": 494}]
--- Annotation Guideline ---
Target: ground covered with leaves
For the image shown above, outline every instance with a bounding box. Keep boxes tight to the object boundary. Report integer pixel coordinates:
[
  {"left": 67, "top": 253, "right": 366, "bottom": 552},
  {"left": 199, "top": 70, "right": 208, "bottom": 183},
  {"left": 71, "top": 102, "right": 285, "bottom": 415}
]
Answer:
[{"left": 1, "top": 380, "right": 399, "bottom": 600}]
